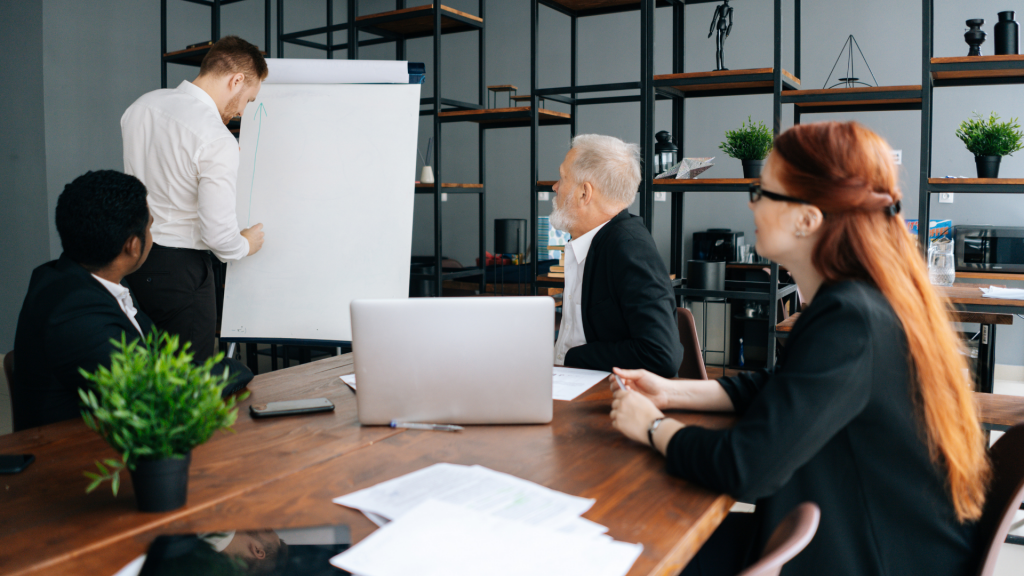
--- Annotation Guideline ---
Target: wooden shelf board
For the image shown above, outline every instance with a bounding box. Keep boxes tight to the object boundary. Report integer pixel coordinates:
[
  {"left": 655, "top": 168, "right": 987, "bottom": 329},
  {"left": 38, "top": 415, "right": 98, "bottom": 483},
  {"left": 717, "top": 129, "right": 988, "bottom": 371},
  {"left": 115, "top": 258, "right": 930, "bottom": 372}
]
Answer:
[
  {"left": 956, "top": 271, "right": 1024, "bottom": 281},
  {"left": 786, "top": 85, "right": 921, "bottom": 97},
  {"left": 931, "top": 55, "right": 1024, "bottom": 80},
  {"left": 939, "top": 284, "right": 1024, "bottom": 307},
  {"left": 488, "top": 84, "right": 518, "bottom": 92},
  {"left": 785, "top": 85, "right": 922, "bottom": 109},
  {"left": 415, "top": 183, "right": 483, "bottom": 188},
  {"left": 439, "top": 106, "right": 571, "bottom": 126},
  {"left": 356, "top": 4, "right": 481, "bottom": 38},
  {"left": 654, "top": 68, "right": 801, "bottom": 94},
  {"left": 653, "top": 178, "right": 756, "bottom": 185},
  {"left": 928, "top": 178, "right": 1024, "bottom": 185},
  {"left": 542, "top": 0, "right": 686, "bottom": 14},
  {"left": 164, "top": 45, "right": 265, "bottom": 66}
]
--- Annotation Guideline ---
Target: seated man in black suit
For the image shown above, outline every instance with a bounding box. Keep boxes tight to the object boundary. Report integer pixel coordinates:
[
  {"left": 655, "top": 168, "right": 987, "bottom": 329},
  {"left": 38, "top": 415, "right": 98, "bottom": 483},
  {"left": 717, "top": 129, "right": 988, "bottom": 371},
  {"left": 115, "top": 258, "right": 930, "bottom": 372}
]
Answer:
[
  {"left": 551, "top": 134, "right": 683, "bottom": 378},
  {"left": 11, "top": 170, "right": 251, "bottom": 431}
]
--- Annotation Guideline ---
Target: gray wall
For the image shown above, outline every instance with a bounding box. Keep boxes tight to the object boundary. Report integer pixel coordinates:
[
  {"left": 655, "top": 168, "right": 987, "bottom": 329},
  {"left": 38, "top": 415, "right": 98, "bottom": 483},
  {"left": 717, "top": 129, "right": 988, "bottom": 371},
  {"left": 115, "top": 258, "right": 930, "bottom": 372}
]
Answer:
[
  {"left": 1, "top": 0, "right": 1022, "bottom": 363},
  {"left": 0, "top": 1, "right": 49, "bottom": 353}
]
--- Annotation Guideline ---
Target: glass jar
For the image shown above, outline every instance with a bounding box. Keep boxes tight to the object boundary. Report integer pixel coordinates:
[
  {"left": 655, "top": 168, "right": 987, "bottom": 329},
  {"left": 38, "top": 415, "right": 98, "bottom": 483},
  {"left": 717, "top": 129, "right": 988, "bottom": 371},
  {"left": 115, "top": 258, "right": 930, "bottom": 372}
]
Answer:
[{"left": 928, "top": 239, "right": 956, "bottom": 287}]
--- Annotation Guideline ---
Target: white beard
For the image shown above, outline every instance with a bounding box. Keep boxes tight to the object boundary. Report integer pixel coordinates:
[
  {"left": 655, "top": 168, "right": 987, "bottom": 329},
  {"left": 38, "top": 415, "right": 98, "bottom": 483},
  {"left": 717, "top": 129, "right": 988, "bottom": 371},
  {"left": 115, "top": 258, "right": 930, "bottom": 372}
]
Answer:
[{"left": 549, "top": 196, "right": 577, "bottom": 233}]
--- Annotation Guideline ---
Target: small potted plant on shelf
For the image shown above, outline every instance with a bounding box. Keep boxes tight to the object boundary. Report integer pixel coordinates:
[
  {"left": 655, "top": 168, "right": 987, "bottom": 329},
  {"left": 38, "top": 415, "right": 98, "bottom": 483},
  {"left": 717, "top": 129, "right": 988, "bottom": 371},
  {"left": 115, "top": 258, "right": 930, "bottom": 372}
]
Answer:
[
  {"left": 955, "top": 111, "right": 1024, "bottom": 178},
  {"left": 79, "top": 331, "right": 247, "bottom": 512},
  {"left": 720, "top": 116, "right": 774, "bottom": 178}
]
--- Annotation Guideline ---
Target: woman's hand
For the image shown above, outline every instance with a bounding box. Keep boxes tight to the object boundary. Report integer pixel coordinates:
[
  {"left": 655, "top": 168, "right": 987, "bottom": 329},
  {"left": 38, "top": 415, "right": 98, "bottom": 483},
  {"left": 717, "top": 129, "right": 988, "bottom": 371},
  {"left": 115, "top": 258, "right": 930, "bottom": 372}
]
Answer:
[
  {"left": 610, "top": 367, "right": 672, "bottom": 410},
  {"left": 610, "top": 387, "right": 665, "bottom": 446}
]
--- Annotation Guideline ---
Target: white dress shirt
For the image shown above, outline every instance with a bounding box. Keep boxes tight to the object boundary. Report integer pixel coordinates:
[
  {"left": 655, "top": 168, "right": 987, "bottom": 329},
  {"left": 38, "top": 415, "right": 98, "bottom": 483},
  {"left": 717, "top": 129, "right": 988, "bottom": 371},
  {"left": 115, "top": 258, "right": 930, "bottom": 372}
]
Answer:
[
  {"left": 121, "top": 80, "right": 249, "bottom": 262},
  {"left": 554, "top": 220, "right": 611, "bottom": 365},
  {"left": 91, "top": 275, "right": 143, "bottom": 337}
]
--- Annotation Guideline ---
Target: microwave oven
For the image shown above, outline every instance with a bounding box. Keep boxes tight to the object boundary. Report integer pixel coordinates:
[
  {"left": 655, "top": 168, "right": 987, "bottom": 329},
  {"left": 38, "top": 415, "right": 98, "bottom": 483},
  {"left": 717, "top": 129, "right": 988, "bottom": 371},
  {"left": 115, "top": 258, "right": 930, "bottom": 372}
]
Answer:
[{"left": 954, "top": 226, "right": 1024, "bottom": 273}]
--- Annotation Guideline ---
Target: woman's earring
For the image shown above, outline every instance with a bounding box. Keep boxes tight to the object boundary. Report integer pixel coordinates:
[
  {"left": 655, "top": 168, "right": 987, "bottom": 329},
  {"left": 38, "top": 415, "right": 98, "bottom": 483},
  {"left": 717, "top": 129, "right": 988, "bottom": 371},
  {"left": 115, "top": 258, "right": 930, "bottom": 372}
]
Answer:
[{"left": 794, "top": 230, "right": 804, "bottom": 238}]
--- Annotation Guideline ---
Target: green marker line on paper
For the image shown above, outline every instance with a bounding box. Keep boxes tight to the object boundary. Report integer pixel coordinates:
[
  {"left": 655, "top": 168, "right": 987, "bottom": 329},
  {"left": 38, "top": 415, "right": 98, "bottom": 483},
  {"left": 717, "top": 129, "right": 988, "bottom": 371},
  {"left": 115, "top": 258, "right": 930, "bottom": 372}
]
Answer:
[{"left": 247, "top": 102, "right": 268, "bottom": 227}]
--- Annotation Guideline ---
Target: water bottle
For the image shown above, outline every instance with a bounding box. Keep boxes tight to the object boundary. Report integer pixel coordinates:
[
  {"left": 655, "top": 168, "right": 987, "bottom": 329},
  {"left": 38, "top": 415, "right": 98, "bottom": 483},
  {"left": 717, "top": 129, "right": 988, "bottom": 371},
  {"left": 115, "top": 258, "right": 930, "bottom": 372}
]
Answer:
[{"left": 738, "top": 338, "right": 745, "bottom": 367}]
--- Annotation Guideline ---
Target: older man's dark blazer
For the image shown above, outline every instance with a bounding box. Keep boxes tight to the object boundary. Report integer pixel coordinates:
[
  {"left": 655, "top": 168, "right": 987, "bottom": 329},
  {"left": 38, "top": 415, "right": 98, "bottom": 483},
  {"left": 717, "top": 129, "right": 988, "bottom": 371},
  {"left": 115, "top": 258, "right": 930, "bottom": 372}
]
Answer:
[{"left": 563, "top": 209, "right": 683, "bottom": 378}]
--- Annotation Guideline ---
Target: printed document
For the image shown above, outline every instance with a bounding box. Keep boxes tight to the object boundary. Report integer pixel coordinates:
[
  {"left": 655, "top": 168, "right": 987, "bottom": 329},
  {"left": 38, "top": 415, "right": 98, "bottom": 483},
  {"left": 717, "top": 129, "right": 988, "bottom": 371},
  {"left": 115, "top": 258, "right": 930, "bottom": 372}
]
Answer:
[{"left": 553, "top": 366, "right": 610, "bottom": 400}]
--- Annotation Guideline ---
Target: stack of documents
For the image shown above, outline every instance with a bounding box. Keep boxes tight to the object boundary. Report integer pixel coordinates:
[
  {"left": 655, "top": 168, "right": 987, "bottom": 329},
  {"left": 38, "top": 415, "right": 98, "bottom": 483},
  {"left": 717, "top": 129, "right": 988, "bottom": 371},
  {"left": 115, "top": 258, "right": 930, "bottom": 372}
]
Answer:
[
  {"left": 340, "top": 366, "right": 609, "bottom": 402},
  {"left": 981, "top": 286, "right": 1024, "bottom": 300},
  {"left": 330, "top": 463, "right": 643, "bottom": 576}
]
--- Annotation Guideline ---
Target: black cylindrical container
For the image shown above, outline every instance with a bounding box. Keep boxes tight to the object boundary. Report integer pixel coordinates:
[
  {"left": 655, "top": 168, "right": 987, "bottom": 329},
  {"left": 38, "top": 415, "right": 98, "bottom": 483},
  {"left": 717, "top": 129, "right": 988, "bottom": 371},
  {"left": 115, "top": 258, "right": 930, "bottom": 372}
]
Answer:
[
  {"left": 995, "top": 11, "right": 1019, "bottom": 55},
  {"left": 976, "top": 155, "right": 1002, "bottom": 178},
  {"left": 687, "top": 260, "right": 726, "bottom": 300},
  {"left": 495, "top": 219, "right": 527, "bottom": 255},
  {"left": 130, "top": 453, "right": 191, "bottom": 513},
  {"left": 741, "top": 159, "right": 765, "bottom": 179}
]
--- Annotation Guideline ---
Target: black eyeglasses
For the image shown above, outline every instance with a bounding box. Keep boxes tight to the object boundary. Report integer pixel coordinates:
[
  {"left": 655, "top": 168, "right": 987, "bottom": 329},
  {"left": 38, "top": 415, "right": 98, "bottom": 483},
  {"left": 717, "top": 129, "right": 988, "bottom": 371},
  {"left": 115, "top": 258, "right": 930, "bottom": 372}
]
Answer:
[{"left": 748, "top": 183, "right": 814, "bottom": 206}]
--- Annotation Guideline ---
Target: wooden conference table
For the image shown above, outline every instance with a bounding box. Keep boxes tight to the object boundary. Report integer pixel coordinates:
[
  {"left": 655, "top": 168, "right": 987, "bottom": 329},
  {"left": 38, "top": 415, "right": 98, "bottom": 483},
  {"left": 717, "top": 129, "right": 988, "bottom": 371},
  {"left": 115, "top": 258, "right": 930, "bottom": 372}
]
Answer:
[{"left": 0, "top": 354, "right": 736, "bottom": 576}]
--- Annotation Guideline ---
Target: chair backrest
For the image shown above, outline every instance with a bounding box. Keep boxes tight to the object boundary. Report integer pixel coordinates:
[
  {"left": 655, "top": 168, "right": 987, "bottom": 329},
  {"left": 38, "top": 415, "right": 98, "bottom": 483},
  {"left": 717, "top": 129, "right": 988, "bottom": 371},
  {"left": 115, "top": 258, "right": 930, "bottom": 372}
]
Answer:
[
  {"left": 737, "top": 502, "right": 821, "bottom": 576},
  {"left": 2, "top": 351, "right": 12, "bottom": 399},
  {"left": 676, "top": 308, "right": 709, "bottom": 380},
  {"left": 974, "top": 424, "right": 1024, "bottom": 576}
]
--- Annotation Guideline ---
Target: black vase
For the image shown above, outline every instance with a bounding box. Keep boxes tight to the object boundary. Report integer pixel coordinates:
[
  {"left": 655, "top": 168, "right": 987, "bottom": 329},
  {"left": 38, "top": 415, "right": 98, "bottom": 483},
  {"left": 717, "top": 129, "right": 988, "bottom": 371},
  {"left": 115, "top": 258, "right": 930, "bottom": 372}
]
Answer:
[
  {"left": 741, "top": 159, "right": 765, "bottom": 178},
  {"left": 129, "top": 452, "right": 191, "bottom": 512},
  {"left": 975, "top": 155, "right": 1001, "bottom": 178},
  {"left": 965, "top": 19, "right": 987, "bottom": 56},
  {"left": 995, "top": 11, "right": 1019, "bottom": 55}
]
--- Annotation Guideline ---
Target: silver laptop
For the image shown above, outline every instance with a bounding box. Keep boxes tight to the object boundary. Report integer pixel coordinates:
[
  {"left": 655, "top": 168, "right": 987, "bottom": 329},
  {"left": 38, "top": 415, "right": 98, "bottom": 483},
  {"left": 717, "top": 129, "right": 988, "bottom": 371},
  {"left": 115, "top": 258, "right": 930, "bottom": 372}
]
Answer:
[{"left": 350, "top": 297, "right": 554, "bottom": 425}]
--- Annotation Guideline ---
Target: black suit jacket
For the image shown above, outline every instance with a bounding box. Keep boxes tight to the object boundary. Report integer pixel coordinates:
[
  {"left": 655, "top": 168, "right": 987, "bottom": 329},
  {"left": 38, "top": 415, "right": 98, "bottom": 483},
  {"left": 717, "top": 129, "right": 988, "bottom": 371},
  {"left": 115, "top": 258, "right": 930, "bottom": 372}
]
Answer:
[
  {"left": 12, "top": 254, "right": 156, "bottom": 430},
  {"left": 563, "top": 210, "right": 684, "bottom": 378},
  {"left": 12, "top": 254, "right": 253, "bottom": 431}
]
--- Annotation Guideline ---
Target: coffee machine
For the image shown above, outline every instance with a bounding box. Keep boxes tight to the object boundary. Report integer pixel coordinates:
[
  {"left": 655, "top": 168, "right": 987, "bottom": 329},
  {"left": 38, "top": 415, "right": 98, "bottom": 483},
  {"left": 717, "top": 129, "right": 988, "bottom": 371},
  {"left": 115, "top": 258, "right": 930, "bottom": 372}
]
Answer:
[{"left": 693, "top": 229, "right": 745, "bottom": 262}]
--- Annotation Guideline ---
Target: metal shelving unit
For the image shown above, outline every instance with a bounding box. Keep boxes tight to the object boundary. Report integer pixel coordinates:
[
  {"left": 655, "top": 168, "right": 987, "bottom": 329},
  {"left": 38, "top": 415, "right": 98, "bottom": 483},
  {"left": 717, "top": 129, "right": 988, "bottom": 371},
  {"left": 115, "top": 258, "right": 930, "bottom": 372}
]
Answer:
[
  {"left": 917, "top": 3, "right": 1024, "bottom": 251},
  {"left": 160, "top": 0, "right": 272, "bottom": 88},
  {"left": 277, "top": 1, "right": 488, "bottom": 296}
]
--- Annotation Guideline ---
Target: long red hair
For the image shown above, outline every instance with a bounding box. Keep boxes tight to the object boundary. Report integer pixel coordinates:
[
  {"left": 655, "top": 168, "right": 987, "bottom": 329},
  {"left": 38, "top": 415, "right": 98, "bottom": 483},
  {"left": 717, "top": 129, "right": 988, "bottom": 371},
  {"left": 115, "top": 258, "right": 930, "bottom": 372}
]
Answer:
[{"left": 772, "top": 121, "right": 990, "bottom": 522}]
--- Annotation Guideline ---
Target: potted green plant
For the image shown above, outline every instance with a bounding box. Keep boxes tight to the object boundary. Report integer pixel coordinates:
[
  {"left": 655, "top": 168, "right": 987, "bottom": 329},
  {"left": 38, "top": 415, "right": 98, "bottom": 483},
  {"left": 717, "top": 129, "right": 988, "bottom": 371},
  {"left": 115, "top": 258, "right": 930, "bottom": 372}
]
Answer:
[
  {"left": 955, "top": 111, "right": 1024, "bottom": 178},
  {"left": 719, "top": 116, "right": 774, "bottom": 178},
  {"left": 79, "top": 330, "right": 247, "bottom": 512}
]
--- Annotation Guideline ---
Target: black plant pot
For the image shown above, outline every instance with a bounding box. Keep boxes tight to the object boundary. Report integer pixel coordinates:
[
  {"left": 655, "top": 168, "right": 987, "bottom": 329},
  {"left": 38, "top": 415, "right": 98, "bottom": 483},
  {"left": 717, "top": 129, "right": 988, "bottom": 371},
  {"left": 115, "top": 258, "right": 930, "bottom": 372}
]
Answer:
[
  {"left": 741, "top": 159, "right": 765, "bottom": 178},
  {"left": 130, "top": 452, "right": 191, "bottom": 512},
  {"left": 975, "top": 155, "right": 1001, "bottom": 178}
]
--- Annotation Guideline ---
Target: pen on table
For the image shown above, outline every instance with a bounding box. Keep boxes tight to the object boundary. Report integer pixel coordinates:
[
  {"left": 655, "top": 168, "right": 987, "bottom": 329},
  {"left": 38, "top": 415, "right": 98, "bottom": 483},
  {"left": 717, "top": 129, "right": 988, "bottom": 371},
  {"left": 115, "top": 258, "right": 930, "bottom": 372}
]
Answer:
[
  {"left": 390, "top": 420, "right": 464, "bottom": 432},
  {"left": 614, "top": 374, "right": 626, "bottom": 391}
]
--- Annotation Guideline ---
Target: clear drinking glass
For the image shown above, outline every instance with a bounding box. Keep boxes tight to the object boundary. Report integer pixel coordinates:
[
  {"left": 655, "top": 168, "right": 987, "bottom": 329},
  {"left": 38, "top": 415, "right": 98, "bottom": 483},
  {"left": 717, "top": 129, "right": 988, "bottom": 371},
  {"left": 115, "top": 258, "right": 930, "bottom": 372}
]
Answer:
[{"left": 928, "top": 240, "right": 956, "bottom": 287}]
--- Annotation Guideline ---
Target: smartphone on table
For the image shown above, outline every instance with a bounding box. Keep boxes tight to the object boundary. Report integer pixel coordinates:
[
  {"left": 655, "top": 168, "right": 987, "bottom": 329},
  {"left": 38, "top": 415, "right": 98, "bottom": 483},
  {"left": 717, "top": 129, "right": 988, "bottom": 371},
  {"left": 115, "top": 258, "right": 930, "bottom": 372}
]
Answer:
[
  {"left": 0, "top": 454, "right": 35, "bottom": 474},
  {"left": 250, "top": 398, "right": 335, "bottom": 418}
]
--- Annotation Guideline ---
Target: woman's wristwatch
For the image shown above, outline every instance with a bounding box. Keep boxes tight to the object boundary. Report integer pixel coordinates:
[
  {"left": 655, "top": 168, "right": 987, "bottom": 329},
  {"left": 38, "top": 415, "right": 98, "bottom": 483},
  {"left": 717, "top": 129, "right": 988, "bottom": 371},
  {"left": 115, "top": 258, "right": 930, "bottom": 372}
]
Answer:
[{"left": 647, "top": 417, "right": 666, "bottom": 449}]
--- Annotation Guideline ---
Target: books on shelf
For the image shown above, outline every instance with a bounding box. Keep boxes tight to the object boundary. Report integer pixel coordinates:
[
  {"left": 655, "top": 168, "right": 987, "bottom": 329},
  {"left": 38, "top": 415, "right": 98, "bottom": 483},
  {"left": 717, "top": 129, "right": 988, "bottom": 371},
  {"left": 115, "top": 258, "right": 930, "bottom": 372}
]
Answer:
[
  {"left": 550, "top": 266, "right": 565, "bottom": 273},
  {"left": 547, "top": 272, "right": 565, "bottom": 279}
]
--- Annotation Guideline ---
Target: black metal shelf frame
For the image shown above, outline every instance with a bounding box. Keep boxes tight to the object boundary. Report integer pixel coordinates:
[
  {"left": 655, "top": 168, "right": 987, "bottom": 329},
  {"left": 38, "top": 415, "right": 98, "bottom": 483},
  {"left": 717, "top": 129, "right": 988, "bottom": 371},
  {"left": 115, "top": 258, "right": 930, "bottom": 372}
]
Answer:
[
  {"left": 277, "top": 1, "right": 487, "bottom": 296},
  {"left": 161, "top": 0, "right": 273, "bottom": 88},
  {"left": 916, "top": 0, "right": 1024, "bottom": 251}
]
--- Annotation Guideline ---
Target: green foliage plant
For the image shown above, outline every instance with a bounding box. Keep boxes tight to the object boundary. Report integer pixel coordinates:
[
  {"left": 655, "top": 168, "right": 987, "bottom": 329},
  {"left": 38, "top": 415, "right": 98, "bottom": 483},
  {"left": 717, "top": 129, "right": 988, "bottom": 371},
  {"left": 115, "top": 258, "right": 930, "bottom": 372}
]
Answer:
[
  {"left": 956, "top": 112, "right": 1024, "bottom": 157},
  {"left": 719, "top": 116, "right": 774, "bottom": 161},
  {"left": 79, "top": 330, "right": 248, "bottom": 495}
]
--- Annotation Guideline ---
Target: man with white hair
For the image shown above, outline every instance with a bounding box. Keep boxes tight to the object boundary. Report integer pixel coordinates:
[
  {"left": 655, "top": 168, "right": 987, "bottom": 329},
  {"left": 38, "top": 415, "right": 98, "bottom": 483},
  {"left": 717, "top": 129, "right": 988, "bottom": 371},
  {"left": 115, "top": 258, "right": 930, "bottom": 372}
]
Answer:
[{"left": 551, "top": 134, "right": 683, "bottom": 378}]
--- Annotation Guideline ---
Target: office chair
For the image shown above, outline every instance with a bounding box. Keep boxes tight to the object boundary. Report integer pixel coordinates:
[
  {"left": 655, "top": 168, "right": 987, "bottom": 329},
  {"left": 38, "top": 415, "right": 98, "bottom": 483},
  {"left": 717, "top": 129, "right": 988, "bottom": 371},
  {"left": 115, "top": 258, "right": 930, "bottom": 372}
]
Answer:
[
  {"left": 676, "top": 308, "right": 709, "bottom": 380},
  {"left": 974, "top": 425, "right": 1024, "bottom": 576},
  {"left": 3, "top": 351, "right": 12, "bottom": 400},
  {"left": 737, "top": 502, "right": 821, "bottom": 576}
]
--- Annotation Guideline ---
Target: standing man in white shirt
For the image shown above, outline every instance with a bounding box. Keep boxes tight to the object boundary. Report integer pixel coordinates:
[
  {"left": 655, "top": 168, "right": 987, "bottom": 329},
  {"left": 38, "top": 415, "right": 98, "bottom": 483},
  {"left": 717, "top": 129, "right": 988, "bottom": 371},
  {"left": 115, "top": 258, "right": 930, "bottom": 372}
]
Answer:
[
  {"left": 551, "top": 135, "right": 683, "bottom": 378},
  {"left": 121, "top": 36, "right": 267, "bottom": 362}
]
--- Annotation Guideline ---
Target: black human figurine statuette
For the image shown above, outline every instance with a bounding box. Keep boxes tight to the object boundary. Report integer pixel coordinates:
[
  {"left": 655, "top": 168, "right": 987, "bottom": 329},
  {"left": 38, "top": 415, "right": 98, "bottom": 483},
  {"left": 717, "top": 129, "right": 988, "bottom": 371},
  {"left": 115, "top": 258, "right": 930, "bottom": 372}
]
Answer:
[{"left": 708, "top": 0, "right": 734, "bottom": 71}]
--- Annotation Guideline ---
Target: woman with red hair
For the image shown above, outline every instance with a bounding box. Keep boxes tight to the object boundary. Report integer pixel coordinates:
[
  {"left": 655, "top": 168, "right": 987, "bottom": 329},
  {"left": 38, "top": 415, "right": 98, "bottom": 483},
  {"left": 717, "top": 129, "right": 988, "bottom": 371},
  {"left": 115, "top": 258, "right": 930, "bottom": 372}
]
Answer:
[{"left": 610, "top": 121, "right": 990, "bottom": 576}]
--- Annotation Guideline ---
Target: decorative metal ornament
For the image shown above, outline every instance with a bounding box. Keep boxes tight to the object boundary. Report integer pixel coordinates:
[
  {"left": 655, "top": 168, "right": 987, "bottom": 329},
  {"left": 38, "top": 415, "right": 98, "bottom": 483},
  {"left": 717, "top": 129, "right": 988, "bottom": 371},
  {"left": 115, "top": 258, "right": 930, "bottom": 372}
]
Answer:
[
  {"left": 965, "top": 19, "right": 986, "bottom": 56},
  {"left": 822, "top": 35, "right": 879, "bottom": 89},
  {"left": 708, "top": 0, "right": 733, "bottom": 72}
]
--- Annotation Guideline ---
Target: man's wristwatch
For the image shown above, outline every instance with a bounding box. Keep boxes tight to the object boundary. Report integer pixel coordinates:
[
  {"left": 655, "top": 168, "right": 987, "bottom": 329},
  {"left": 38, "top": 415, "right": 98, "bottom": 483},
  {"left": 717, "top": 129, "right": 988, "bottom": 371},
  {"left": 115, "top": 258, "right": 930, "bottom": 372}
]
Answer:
[{"left": 647, "top": 417, "right": 666, "bottom": 449}]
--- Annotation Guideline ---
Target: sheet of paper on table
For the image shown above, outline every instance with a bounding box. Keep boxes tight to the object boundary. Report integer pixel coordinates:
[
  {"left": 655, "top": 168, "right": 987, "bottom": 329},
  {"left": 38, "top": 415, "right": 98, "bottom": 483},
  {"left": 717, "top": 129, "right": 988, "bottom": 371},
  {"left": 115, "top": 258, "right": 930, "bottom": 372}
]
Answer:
[
  {"left": 340, "top": 367, "right": 608, "bottom": 401},
  {"left": 330, "top": 499, "right": 643, "bottom": 576},
  {"left": 333, "top": 463, "right": 598, "bottom": 533},
  {"left": 553, "top": 366, "right": 611, "bottom": 401},
  {"left": 981, "top": 286, "right": 1024, "bottom": 300}
]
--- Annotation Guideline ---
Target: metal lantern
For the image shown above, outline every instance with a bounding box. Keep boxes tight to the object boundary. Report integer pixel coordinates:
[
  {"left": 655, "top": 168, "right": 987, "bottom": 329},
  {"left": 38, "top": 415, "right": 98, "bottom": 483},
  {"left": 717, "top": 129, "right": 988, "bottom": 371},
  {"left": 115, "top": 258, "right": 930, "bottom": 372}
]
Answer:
[{"left": 654, "top": 130, "right": 678, "bottom": 176}]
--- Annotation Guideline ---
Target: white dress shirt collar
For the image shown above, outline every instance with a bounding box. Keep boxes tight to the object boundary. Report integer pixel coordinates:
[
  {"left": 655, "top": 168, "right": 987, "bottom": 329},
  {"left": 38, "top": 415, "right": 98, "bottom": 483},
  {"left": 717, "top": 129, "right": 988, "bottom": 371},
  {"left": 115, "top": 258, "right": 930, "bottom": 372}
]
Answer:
[
  {"left": 91, "top": 274, "right": 144, "bottom": 336},
  {"left": 567, "top": 218, "right": 612, "bottom": 264},
  {"left": 176, "top": 80, "right": 220, "bottom": 117}
]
